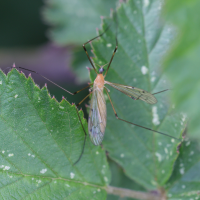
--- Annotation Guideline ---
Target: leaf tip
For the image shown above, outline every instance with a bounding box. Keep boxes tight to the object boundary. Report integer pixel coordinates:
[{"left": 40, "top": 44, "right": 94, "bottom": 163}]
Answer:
[{"left": 86, "top": 67, "right": 92, "bottom": 72}]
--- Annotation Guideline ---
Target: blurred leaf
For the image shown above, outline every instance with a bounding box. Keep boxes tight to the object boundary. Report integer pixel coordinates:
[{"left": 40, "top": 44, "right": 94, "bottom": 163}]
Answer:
[
  {"left": 91, "top": 0, "right": 186, "bottom": 189},
  {"left": 71, "top": 46, "right": 91, "bottom": 83},
  {"left": 43, "top": 0, "right": 118, "bottom": 45},
  {"left": 0, "top": 69, "right": 110, "bottom": 199},
  {"left": 166, "top": 139, "right": 200, "bottom": 199},
  {"left": 107, "top": 159, "right": 145, "bottom": 200},
  {"left": 162, "top": 0, "right": 200, "bottom": 139}
]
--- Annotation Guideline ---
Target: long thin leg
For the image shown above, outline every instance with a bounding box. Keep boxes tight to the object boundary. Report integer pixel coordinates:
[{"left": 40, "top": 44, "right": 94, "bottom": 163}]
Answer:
[
  {"left": 104, "top": 88, "right": 181, "bottom": 141},
  {"left": 83, "top": 25, "right": 111, "bottom": 74},
  {"left": 104, "top": 11, "right": 118, "bottom": 77},
  {"left": 16, "top": 66, "right": 93, "bottom": 95},
  {"left": 73, "top": 91, "right": 93, "bottom": 165},
  {"left": 152, "top": 89, "right": 170, "bottom": 95}
]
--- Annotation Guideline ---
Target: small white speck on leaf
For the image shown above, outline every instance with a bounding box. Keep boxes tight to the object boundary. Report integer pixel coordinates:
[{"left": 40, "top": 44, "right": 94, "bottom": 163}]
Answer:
[
  {"left": 104, "top": 177, "right": 108, "bottom": 182},
  {"left": 70, "top": 172, "right": 75, "bottom": 179},
  {"left": 171, "top": 139, "right": 175, "bottom": 143},
  {"left": 8, "top": 153, "right": 14, "bottom": 157},
  {"left": 180, "top": 168, "right": 185, "bottom": 174},
  {"left": 107, "top": 43, "right": 112, "bottom": 47},
  {"left": 59, "top": 106, "right": 64, "bottom": 109},
  {"left": 182, "top": 185, "right": 186, "bottom": 189},
  {"left": 190, "top": 151, "right": 194, "bottom": 155},
  {"left": 2, "top": 151, "right": 5, "bottom": 154},
  {"left": 66, "top": 184, "right": 70, "bottom": 187},
  {"left": 152, "top": 106, "right": 160, "bottom": 125},
  {"left": 40, "top": 169, "right": 47, "bottom": 174},
  {"left": 97, "top": 189, "right": 101, "bottom": 192},
  {"left": 155, "top": 152, "right": 162, "bottom": 162},
  {"left": 28, "top": 153, "right": 31, "bottom": 156},
  {"left": 186, "top": 141, "right": 190, "bottom": 146},
  {"left": 3, "top": 166, "right": 10, "bottom": 170},
  {"left": 144, "top": 0, "right": 149, "bottom": 7},
  {"left": 14, "top": 94, "right": 18, "bottom": 98},
  {"left": 120, "top": 154, "right": 124, "bottom": 158},
  {"left": 141, "top": 66, "right": 148, "bottom": 75},
  {"left": 0, "top": 81, "right": 2, "bottom": 85},
  {"left": 96, "top": 151, "right": 99, "bottom": 155},
  {"left": 164, "top": 148, "right": 168, "bottom": 154},
  {"left": 151, "top": 77, "right": 156, "bottom": 82}
]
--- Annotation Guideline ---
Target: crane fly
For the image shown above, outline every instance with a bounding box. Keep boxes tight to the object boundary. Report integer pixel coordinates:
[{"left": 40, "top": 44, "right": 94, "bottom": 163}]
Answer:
[{"left": 16, "top": 16, "right": 181, "bottom": 165}]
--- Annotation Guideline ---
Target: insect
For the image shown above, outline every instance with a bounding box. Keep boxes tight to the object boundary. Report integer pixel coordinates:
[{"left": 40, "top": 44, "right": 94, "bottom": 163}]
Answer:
[{"left": 16, "top": 15, "right": 181, "bottom": 165}]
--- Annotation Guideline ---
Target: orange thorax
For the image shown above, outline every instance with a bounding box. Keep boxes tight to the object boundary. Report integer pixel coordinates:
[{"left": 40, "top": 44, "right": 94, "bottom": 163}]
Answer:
[{"left": 94, "top": 74, "right": 104, "bottom": 89}]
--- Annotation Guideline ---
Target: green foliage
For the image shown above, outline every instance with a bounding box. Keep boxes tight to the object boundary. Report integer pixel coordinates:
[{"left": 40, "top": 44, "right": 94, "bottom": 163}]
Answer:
[
  {"left": 1, "top": 0, "right": 200, "bottom": 199},
  {"left": 163, "top": 0, "right": 200, "bottom": 139},
  {"left": 91, "top": 0, "right": 185, "bottom": 190},
  {"left": 167, "top": 140, "right": 200, "bottom": 199},
  {"left": 43, "top": 0, "right": 118, "bottom": 45},
  {"left": 0, "top": 69, "right": 110, "bottom": 199},
  {"left": 107, "top": 159, "right": 145, "bottom": 200}
]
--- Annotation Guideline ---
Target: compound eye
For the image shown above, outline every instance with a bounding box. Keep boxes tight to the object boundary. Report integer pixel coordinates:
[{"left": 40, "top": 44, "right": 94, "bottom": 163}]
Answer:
[{"left": 99, "top": 68, "right": 104, "bottom": 73}]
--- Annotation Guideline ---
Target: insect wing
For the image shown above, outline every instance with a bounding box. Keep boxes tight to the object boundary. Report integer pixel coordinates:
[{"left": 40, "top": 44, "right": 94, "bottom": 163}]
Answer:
[
  {"left": 88, "top": 86, "right": 106, "bottom": 145},
  {"left": 105, "top": 81, "right": 157, "bottom": 104}
]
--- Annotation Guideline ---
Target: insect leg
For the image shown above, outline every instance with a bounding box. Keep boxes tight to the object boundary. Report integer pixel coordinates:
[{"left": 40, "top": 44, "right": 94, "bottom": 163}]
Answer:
[
  {"left": 152, "top": 89, "right": 170, "bottom": 95},
  {"left": 16, "top": 66, "right": 93, "bottom": 95},
  {"left": 83, "top": 25, "right": 111, "bottom": 74},
  {"left": 104, "top": 88, "right": 181, "bottom": 141},
  {"left": 104, "top": 11, "right": 118, "bottom": 77},
  {"left": 73, "top": 91, "right": 93, "bottom": 165}
]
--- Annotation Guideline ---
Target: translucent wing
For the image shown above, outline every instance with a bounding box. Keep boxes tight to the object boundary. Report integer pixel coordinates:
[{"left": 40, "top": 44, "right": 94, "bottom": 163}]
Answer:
[
  {"left": 105, "top": 81, "right": 157, "bottom": 104},
  {"left": 88, "top": 85, "right": 106, "bottom": 145}
]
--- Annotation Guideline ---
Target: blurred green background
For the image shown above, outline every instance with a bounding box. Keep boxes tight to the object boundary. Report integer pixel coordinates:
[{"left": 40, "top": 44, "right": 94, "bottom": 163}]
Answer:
[{"left": 0, "top": 0, "right": 90, "bottom": 115}]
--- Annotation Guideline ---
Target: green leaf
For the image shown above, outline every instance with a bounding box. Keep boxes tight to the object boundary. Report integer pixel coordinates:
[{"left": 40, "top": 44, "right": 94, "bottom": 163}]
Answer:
[
  {"left": 0, "top": 69, "right": 110, "bottom": 199},
  {"left": 42, "top": 0, "right": 118, "bottom": 45},
  {"left": 107, "top": 159, "right": 145, "bottom": 200},
  {"left": 91, "top": 0, "right": 185, "bottom": 189},
  {"left": 71, "top": 46, "right": 92, "bottom": 83},
  {"left": 166, "top": 140, "right": 200, "bottom": 199},
  {"left": 162, "top": 0, "right": 200, "bottom": 139}
]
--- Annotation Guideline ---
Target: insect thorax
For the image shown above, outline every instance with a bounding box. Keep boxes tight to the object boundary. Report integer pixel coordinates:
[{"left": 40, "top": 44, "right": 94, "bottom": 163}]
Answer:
[{"left": 94, "top": 74, "right": 104, "bottom": 89}]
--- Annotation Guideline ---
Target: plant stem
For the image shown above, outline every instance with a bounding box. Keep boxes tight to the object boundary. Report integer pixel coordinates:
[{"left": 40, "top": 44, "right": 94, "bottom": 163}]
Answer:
[{"left": 106, "top": 186, "right": 163, "bottom": 200}]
